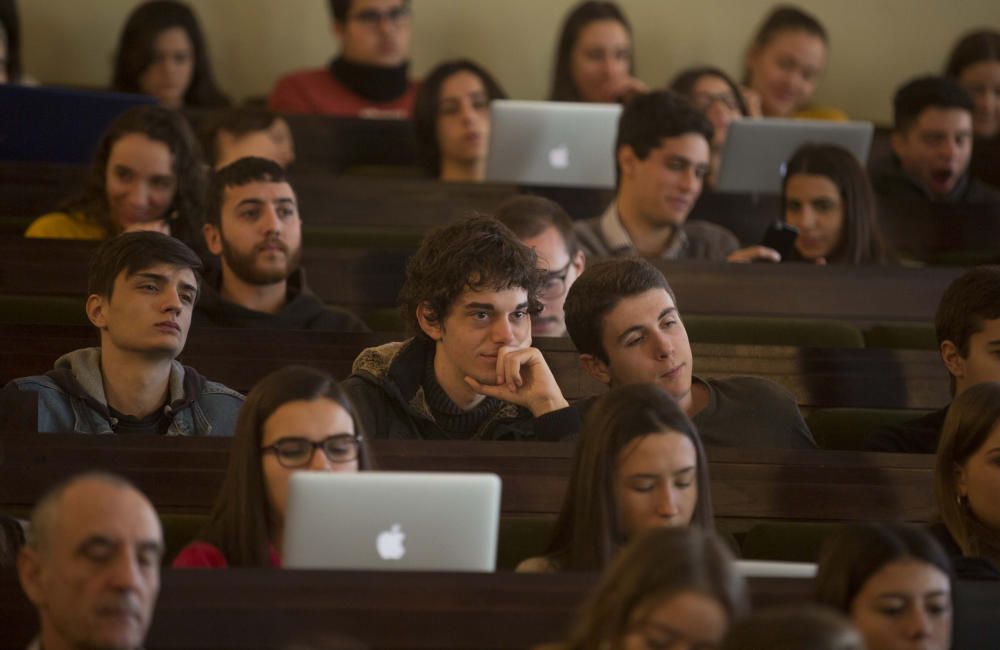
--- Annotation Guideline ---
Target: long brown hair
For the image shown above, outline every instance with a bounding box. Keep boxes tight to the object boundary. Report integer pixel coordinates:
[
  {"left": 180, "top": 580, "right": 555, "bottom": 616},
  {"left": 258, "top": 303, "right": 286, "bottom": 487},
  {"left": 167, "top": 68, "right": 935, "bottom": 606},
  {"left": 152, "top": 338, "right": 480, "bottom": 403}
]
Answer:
[
  {"left": 550, "top": 1, "right": 633, "bottom": 102},
  {"left": 60, "top": 105, "right": 207, "bottom": 252},
  {"left": 936, "top": 381, "right": 1000, "bottom": 559},
  {"left": 562, "top": 527, "right": 747, "bottom": 650},
  {"left": 197, "top": 366, "right": 373, "bottom": 567},
  {"left": 544, "top": 383, "right": 713, "bottom": 572}
]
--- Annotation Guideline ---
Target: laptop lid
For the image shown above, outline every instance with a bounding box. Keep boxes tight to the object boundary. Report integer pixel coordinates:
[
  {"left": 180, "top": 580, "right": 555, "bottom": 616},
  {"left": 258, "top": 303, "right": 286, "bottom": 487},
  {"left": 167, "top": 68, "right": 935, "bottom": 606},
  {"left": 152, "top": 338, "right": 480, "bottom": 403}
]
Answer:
[
  {"left": 283, "top": 472, "right": 502, "bottom": 572},
  {"left": 486, "top": 100, "right": 621, "bottom": 189},
  {"left": 0, "top": 85, "right": 155, "bottom": 164},
  {"left": 716, "top": 118, "right": 874, "bottom": 194}
]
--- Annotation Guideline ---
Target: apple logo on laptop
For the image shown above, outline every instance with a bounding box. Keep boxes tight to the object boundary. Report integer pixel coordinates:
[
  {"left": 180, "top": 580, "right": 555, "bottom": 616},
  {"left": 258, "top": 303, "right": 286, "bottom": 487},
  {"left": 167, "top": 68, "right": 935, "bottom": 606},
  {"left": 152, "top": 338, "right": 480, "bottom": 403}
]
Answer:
[
  {"left": 548, "top": 145, "right": 570, "bottom": 170},
  {"left": 376, "top": 523, "right": 406, "bottom": 560}
]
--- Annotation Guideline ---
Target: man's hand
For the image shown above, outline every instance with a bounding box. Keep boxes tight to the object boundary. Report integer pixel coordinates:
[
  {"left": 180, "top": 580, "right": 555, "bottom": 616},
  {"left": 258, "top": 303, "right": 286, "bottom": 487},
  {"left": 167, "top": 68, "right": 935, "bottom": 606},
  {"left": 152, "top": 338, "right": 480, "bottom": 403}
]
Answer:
[
  {"left": 726, "top": 246, "right": 781, "bottom": 264},
  {"left": 464, "top": 346, "right": 569, "bottom": 417}
]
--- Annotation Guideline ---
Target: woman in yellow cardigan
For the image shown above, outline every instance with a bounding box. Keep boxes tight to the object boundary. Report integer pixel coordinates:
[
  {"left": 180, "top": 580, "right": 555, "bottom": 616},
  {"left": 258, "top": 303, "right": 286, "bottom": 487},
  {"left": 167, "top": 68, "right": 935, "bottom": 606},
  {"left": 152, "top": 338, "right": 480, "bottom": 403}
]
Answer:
[{"left": 26, "top": 105, "right": 207, "bottom": 251}]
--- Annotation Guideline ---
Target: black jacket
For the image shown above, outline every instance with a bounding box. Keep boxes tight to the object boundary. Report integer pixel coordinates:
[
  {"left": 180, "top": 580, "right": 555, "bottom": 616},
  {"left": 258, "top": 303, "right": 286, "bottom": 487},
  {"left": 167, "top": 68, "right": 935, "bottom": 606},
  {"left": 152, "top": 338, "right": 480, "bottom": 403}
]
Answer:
[
  {"left": 194, "top": 267, "right": 368, "bottom": 332},
  {"left": 867, "top": 406, "right": 948, "bottom": 454},
  {"left": 340, "top": 338, "right": 580, "bottom": 441}
]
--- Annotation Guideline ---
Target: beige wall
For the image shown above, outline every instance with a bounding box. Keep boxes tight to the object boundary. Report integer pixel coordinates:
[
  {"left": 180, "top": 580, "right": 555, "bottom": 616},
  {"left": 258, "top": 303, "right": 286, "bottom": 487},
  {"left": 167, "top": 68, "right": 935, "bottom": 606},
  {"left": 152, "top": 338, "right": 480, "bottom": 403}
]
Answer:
[{"left": 19, "top": 0, "right": 1000, "bottom": 123}]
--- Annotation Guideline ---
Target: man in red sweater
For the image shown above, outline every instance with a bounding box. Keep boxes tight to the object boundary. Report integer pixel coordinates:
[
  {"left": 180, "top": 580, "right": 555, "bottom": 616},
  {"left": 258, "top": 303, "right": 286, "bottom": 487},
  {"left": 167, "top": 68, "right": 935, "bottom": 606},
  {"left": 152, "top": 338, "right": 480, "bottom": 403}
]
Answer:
[{"left": 269, "top": 0, "right": 418, "bottom": 118}]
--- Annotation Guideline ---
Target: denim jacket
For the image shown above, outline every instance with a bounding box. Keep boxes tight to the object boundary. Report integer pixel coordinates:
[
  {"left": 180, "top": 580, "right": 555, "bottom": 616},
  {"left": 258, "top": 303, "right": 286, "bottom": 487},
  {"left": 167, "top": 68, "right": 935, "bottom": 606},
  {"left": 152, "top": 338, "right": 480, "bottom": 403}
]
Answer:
[{"left": 6, "top": 348, "right": 243, "bottom": 436}]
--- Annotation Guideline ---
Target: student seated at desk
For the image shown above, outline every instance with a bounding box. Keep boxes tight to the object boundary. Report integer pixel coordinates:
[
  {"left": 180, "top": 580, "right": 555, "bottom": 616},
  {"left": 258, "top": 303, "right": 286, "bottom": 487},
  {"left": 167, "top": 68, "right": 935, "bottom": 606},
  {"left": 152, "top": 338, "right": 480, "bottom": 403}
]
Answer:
[
  {"left": 933, "top": 381, "right": 1000, "bottom": 578},
  {"left": 340, "top": 216, "right": 579, "bottom": 441},
  {"left": 412, "top": 59, "right": 506, "bottom": 182},
  {"left": 871, "top": 76, "right": 1000, "bottom": 204},
  {"left": 945, "top": 30, "right": 1000, "bottom": 190},
  {"left": 17, "top": 473, "right": 164, "bottom": 650},
  {"left": 670, "top": 66, "right": 757, "bottom": 190},
  {"left": 573, "top": 90, "right": 778, "bottom": 263},
  {"left": 553, "top": 527, "right": 747, "bottom": 648},
  {"left": 495, "top": 195, "right": 586, "bottom": 339},
  {"left": 268, "top": 0, "right": 418, "bottom": 118},
  {"left": 2, "top": 232, "right": 243, "bottom": 435},
  {"left": 816, "top": 523, "right": 953, "bottom": 650},
  {"left": 564, "top": 257, "right": 816, "bottom": 449},
  {"left": 110, "top": 0, "right": 230, "bottom": 109},
  {"left": 869, "top": 266, "right": 1000, "bottom": 453},
  {"left": 199, "top": 107, "right": 296, "bottom": 169},
  {"left": 174, "top": 366, "right": 373, "bottom": 568},
  {"left": 549, "top": 1, "right": 647, "bottom": 104},
  {"left": 196, "top": 157, "right": 367, "bottom": 331},
  {"left": 742, "top": 5, "right": 846, "bottom": 121},
  {"left": 518, "top": 383, "right": 713, "bottom": 573},
  {"left": 24, "top": 105, "right": 207, "bottom": 254},
  {"left": 781, "top": 143, "right": 890, "bottom": 265}
]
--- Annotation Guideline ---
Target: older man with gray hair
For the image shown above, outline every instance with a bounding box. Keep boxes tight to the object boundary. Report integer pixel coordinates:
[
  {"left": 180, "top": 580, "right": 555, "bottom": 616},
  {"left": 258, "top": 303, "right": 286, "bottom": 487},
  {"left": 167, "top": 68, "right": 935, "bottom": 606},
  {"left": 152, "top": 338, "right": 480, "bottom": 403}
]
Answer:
[{"left": 17, "top": 472, "right": 163, "bottom": 650}]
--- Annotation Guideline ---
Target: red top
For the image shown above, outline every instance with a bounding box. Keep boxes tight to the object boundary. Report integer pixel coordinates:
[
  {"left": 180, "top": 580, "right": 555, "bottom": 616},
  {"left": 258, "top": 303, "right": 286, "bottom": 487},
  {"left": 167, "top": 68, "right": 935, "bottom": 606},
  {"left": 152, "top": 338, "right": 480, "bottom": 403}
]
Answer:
[
  {"left": 172, "top": 541, "right": 282, "bottom": 568},
  {"left": 268, "top": 67, "right": 418, "bottom": 118}
]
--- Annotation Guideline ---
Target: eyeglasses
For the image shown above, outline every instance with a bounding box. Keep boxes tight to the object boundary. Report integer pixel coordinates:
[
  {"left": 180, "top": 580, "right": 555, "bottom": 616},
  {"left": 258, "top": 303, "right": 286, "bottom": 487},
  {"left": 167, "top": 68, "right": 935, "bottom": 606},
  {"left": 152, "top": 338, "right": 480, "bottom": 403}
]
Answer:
[
  {"left": 690, "top": 92, "right": 740, "bottom": 113},
  {"left": 539, "top": 260, "right": 574, "bottom": 300},
  {"left": 349, "top": 5, "right": 410, "bottom": 26},
  {"left": 261, "top": 434, "right": 362, "bottom": 468}
]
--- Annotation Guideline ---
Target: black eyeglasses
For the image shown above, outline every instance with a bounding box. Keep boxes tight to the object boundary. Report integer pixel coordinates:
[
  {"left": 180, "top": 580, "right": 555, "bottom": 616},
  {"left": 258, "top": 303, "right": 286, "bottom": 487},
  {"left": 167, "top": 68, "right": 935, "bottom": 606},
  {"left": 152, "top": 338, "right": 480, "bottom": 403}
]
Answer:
[
  {"left": 539, "top": 260, "right": 574, "bottom": 300},
  {"left": 350, "top": 5, "right": 410, "bottom": 26},
  {"left": 690, "top": 91, "right": 740, "bottom": 113},
  {"left": 261, "top": 434, "right": 362, "bottom": 468}
]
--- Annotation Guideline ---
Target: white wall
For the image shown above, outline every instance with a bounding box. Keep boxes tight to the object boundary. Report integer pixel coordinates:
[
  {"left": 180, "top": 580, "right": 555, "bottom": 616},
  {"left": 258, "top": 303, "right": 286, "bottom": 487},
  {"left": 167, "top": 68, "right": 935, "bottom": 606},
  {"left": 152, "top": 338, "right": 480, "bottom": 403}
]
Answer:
[{"left": 18, "top": 0, "right": 1000, "bottom": 123}]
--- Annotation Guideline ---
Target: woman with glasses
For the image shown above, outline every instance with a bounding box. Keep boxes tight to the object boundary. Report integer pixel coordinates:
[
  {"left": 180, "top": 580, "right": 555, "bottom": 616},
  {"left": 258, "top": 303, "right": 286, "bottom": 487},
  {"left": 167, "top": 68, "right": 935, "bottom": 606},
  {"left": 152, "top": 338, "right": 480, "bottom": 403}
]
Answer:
[
  {"left": 173, "top": 366, "right": 372, "bottom": 567},
  {"left": 669, "top": 67, "right": 757, "bottom": 188}
]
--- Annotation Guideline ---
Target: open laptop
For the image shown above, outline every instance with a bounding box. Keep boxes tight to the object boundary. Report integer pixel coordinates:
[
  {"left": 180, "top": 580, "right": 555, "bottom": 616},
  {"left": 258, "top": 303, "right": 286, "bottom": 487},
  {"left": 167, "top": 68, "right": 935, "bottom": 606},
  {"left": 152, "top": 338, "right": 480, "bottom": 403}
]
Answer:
[
  {"left": 486, "top": 100, "right": 621, "bottom": 189},
  {"left": 0, "top": 84, "right": 155, "bottom": 164},
  {"left": 283, "top": 472, "right": 502, "bottom": 572},
  {"left": 715, "top": 118, "right": 874, "bottom": 194}
]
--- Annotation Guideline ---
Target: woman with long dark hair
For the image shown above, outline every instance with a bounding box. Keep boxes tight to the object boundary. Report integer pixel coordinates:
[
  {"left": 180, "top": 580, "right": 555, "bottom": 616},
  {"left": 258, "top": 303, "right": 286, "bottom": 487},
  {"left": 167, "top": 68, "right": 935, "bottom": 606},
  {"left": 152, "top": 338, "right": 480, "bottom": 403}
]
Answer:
[
  {"left": 173, "top": 366, "right": 373, "bottom": 568},
  {"left": 518, "top": 382, "right": 712, "bottom": 572},
  {"left": 24, "top": 105, "right": 207, "bottom": 253},
  {"left": 782, "top": 143, "right": 890, "bottom": 264},
  {"left": 111, "top": 0, "right": 229, "bottom": 108}
]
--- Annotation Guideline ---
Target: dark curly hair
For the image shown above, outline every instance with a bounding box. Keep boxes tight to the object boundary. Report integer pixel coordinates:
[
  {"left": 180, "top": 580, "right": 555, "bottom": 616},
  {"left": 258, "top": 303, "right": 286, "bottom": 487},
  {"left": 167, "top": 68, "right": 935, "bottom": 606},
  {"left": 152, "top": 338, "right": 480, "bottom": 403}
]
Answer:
[
  {"left": 399, "top": 216, "right": 543, "bottom": 341},
  {"left": 60, "top": 105, "right": 207, "bottom": 253}
]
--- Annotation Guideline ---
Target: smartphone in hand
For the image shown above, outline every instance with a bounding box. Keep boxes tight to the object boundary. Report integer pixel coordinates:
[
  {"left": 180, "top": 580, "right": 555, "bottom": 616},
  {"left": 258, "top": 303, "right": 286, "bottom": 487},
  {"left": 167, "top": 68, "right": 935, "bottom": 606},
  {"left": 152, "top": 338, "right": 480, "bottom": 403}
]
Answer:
[{"left": 761, "top": 222, "right": 799, "bottom": 262}]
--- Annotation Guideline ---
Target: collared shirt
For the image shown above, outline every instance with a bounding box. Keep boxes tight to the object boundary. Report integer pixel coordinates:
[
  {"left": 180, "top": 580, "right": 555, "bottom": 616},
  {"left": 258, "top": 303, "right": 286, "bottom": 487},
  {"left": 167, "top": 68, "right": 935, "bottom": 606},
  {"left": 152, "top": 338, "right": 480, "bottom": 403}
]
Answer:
[{"left": 573, "top": 202, "right": 740, "bottom": 260}]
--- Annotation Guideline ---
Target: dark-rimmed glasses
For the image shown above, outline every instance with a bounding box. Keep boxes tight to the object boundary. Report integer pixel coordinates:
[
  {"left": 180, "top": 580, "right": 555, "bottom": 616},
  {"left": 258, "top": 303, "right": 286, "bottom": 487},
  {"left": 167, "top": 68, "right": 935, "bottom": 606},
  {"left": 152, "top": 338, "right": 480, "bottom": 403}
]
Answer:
[
  {"left": 261, "top": 434, "right": 362, "bottom": 468},
  {"left": 539, "top": 260, "right": 574, "bottom": 300},
  {"left": 350, "top": 5, "right": 410, "bottom": 27}
]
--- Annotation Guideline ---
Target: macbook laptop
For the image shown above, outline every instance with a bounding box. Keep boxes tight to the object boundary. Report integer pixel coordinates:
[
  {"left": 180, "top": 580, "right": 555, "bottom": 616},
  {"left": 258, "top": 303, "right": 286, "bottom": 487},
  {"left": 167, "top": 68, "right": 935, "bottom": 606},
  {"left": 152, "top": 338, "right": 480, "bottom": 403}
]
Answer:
[
  {"left": 283, "top": 472, "right": 502, "bottom": 572},
  {"left": 716, "top": 118, "right": 875, "bottom": 194},
  {"left": 0, "top": 84, "right": 155, "bottom": 164},
  {"left": 486, "top": 100, "right": 621, "bottom": 189}
]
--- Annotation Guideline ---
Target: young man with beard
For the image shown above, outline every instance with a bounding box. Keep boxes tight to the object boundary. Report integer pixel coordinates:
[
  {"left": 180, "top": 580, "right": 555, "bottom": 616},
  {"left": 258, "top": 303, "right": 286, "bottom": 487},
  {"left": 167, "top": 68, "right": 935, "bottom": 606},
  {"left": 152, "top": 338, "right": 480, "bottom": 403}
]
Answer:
[
  {"left": 564, "top": 257, "right": 815, "bottom": 449},
  {"left": 196, "top": 157, "right": 367, "bottom": 331},
  {"left": 340, "top": 216, "right": 580, "bottom": 440},
  {"left": 269, "top": 0, "right": 418, "bottom": 118}
]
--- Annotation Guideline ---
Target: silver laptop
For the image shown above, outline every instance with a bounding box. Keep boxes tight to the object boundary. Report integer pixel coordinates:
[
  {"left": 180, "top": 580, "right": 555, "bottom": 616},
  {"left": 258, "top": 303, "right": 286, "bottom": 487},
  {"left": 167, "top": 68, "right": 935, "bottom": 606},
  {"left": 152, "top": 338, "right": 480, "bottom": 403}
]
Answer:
[
  {"left": 283, "top": 472, "right": 502, "bottom": 572},
  {"left": 716, "top": 118, "right": 874, "bottom": 193},
  {"left": 486, "top": 100, "right": 622, "bottom": 189}
]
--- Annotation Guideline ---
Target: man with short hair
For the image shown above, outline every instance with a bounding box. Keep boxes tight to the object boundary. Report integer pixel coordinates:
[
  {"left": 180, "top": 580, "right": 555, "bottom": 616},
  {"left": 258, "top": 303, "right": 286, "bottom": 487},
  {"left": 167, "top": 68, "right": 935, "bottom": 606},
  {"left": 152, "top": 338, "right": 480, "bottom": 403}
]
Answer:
[
  {"left": 269, "top": 0, "right": 417, "bottom": 118},
  {"left": 564, "top": 257, "right": 815, "bottom": 448},
  {"left": 4, "top": 232, "right": 243, "bottom": 434},
  {"left": 495, "top": 195, "right": 585, "bottom": 338},
  {"left": 873, "top": 75, "right": 1000, "bottom": 203},
  {"left": 18, "top": 472, "right": 163, "bottom": 650},
  {"left": 197, "top": 157, "right": 367, "bottom": 331},
  {"left": 574, "top": 90, "right": 778, "bottom": 263},
  {"left": 869, "top": 266, "right": 1000, "bottom": 453},
  {"left": 199, "top": 108, "right": 296, "bottom": 169},
  {"left": 341, "top": 216, "right": 579, "bottom": 440}
]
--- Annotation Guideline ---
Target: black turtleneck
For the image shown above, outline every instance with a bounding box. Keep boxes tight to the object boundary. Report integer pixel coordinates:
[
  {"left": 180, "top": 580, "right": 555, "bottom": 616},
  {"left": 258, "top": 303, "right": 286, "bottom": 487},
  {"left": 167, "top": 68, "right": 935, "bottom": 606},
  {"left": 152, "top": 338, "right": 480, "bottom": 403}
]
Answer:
[
  {"left": 330, "top": 56, "right": 410, "bottom": 103},
  {"left": 422, "top": 352, "right": 503, "bottom": 439}
]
